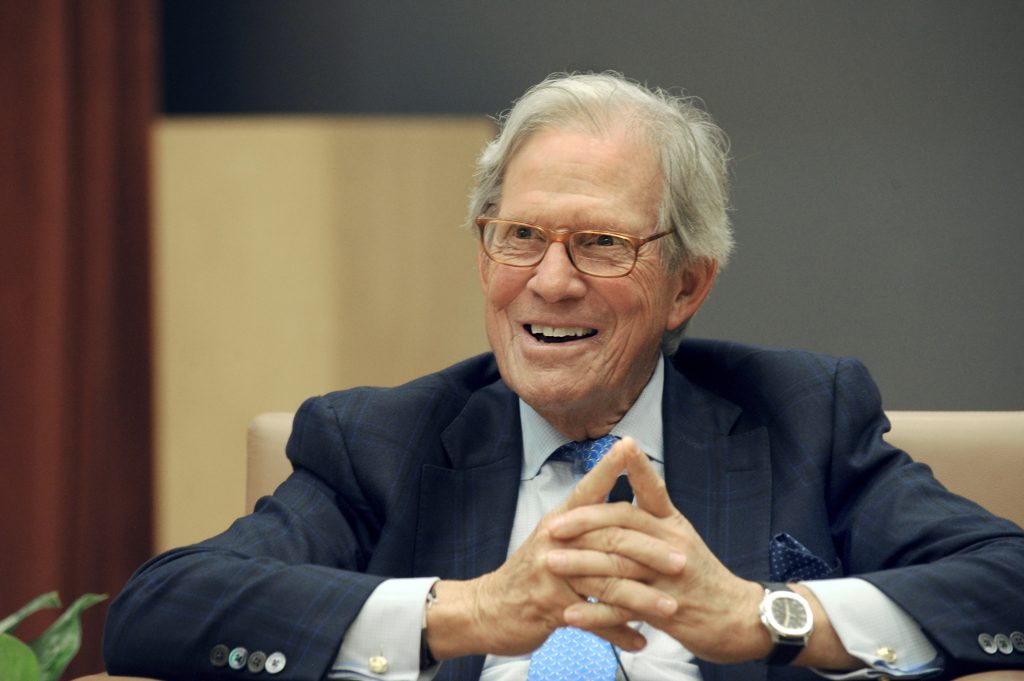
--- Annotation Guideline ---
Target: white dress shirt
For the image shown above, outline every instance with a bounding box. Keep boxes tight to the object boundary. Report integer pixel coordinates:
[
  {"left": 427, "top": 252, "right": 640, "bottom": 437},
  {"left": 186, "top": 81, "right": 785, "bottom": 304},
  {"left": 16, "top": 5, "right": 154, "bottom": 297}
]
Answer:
[{"left": 330, "top": 357, "right": 939, "bottom": 680}]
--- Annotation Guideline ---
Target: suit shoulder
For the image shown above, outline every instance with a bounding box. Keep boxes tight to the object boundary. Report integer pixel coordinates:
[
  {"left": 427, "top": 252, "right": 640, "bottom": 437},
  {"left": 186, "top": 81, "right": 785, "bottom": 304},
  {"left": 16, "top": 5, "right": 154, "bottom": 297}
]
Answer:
[
  {"left": 674, "top": 338, "right": 843, "bottom": 376},
  {"left": 286, "top": 353, "right": 504, "bottom": 479},
  {"left": 671, "top": 339, "right": 864, "bottom": 416},
  {"left": 302, "top": 352, "right": 502, "bottom": 428}
]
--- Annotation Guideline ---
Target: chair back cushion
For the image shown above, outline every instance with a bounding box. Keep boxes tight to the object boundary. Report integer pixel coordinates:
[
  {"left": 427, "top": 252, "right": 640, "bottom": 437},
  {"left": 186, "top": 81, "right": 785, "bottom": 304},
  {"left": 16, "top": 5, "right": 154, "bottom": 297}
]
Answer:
[
  {"left": 884, "top": 411, "right": 1024, "bottom": 527},
  {"left": 246, "top": 412, "right": 295, "bottom": 510}
]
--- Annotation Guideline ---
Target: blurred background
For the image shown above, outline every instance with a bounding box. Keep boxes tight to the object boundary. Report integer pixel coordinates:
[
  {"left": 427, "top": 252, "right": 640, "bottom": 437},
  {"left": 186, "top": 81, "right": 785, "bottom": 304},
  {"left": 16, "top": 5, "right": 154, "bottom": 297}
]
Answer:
[{"left": 2, "top": 1, "right": 1022, "bottom": 675}]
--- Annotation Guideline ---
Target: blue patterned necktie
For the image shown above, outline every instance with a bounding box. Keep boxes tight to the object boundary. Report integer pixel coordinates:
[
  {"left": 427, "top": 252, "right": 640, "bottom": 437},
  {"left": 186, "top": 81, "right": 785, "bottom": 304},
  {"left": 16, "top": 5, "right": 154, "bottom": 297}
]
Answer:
[
  {"left": 547, "top": 434, "right": 620, "bottom": 475},
  {"left": 527, "top": 434, "right": 620, "bottom": 681}
]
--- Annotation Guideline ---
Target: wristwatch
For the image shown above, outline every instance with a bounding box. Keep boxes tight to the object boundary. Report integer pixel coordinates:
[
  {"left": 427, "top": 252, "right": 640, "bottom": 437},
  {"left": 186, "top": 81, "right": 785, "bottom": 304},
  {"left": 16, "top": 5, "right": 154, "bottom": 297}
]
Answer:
[{"left": 758, "top": 582, "right": 813, "bottom": 665}]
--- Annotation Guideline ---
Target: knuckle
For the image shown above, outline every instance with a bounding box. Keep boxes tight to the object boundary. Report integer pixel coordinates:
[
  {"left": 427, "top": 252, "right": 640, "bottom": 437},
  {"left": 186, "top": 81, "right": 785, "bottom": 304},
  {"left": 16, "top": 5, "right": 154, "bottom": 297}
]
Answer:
[
  {"left": 610, "top": 552, "right": 642, "bottom": 579},
  {"left": 604, "top": 527, "right": 627, "bottom": 553},
  {"left": 597, "top": 577, "right": 621, "bottom": 603}
]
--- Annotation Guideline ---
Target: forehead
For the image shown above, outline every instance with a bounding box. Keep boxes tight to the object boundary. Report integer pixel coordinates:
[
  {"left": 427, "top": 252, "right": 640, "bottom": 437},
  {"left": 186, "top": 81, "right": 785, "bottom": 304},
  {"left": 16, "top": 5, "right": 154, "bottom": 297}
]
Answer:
[{"left": 500, "top": 126, "right": 662, "bottom": 230}]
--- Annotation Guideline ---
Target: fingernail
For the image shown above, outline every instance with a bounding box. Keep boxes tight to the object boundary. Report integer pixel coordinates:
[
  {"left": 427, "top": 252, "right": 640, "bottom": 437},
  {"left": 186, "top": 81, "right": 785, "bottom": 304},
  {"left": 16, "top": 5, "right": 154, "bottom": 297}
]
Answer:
[
  {"left": 657, "top": 597, "right": 677, "bottom": 615},
  {"left": 669, "top": 551, "right": 687, "bottom": 570},
  {"left": 564, "top": 606, "right": 584, "bottom": 625}
]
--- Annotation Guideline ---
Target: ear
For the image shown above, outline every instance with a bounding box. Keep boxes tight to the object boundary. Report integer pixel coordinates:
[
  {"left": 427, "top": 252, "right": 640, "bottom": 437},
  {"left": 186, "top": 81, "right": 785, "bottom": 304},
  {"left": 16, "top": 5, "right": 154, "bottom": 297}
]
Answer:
[
  {"left": 477, "top": 244, "right": 492, "bottom": 292},
  {"left": 665, "top": 258, "right": 718, "bottom": 332}
]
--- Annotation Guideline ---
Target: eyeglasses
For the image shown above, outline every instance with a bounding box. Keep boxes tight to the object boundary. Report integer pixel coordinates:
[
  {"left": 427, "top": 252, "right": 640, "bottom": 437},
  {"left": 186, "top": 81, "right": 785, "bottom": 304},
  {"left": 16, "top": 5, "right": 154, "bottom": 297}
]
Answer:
[{"left": 475, "top": 217, "right": 673, "bottom": 278}]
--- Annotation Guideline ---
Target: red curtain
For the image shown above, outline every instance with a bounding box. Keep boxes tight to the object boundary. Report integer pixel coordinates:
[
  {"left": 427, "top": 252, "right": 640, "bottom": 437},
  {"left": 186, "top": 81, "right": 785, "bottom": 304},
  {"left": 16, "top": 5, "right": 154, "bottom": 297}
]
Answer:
[{"left": 0, "top": 1, "right": 155, "bottom": 676}]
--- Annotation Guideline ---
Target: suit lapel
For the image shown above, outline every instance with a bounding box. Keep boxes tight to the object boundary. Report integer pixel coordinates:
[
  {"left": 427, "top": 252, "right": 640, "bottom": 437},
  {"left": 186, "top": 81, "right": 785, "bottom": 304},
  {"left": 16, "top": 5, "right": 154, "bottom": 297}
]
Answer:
[
  {"left": 414, "top": 378, "right": 522, "bottom": 581},
  {"left": 662, "top": 358, "right": 772, "bottom": 579},
  {"left": 663, "top": 358, "right": 772, "bottom": 681}
]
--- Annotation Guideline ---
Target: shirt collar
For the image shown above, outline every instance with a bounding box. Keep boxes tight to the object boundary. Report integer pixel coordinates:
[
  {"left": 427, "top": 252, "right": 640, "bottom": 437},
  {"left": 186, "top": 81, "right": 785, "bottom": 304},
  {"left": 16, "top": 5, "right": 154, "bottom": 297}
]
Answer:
[{"left": 518, "top": 355, "right": 665, "bottom": 480}]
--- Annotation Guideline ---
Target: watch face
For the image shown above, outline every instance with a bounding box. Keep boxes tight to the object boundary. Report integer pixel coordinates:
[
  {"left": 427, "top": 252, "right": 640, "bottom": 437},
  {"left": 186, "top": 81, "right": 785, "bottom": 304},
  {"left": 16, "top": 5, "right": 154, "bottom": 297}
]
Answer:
[
  {"left": 772, "top": 597, "right": 807, "bottom": 630},
  {"left": 763, "top": 591, "right": 813, "bottom": 637}
]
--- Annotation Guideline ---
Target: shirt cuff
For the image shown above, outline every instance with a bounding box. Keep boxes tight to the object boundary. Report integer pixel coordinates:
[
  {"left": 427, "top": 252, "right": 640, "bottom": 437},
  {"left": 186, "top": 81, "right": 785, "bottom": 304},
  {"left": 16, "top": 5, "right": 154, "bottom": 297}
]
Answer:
[
  {"left": 802, "top": 578, "right": 942, "bottom": 679},
  {"left": 330, "top": 577, "right": 440, "bottom": 680}
]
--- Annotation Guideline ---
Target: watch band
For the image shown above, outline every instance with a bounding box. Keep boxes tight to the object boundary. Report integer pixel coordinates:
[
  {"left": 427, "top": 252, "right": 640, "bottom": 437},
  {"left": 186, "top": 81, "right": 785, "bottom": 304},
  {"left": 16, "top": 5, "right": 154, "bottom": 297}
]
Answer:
[
  {"left": 759, "top": 582, "right": 807, "bottom": 666},
  {"left": 759, "top": 580, "right": 793, "bottom": 592},
  {"left": 764, "top": 634, "right": 804, "bottom": 665},
  {"left": 420, "top": 582, "right": 439, "bottom": 669}
]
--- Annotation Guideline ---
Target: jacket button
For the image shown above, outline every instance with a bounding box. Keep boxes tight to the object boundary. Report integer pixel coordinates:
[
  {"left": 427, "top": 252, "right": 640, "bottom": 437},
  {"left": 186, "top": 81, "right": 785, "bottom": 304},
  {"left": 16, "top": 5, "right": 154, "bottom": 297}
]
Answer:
[
  {"left": 247, "top": 650, "right": 267, "bottom": 673},
  {"left": 1010, "top": 631, "right": 1024, "bottom": 653},
  {"left": 228, "top": 647, "right": 249, "bottom": 670},
  {"left": 978, "top": 633, "right": 998, "bottom": 654},
  {"left": 265, "top": 651, "right": 287, "bottom": 674},
  {"left": 210, "top": 644, "right": 230, "bottom": 667}
]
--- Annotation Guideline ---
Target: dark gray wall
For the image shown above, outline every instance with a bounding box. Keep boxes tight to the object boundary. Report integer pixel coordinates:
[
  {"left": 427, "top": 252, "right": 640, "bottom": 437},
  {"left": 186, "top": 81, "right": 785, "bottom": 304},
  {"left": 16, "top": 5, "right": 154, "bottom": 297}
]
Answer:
[{"left": 163, "top": 0, "right": 1024, "bottom": 409}]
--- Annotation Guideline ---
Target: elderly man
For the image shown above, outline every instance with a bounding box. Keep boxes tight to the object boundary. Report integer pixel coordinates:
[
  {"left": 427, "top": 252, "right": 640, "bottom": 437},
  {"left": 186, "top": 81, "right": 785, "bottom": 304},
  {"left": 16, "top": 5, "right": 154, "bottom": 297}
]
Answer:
[{"left": 104, "top": 73, "right": 1024, "bottom": 681}]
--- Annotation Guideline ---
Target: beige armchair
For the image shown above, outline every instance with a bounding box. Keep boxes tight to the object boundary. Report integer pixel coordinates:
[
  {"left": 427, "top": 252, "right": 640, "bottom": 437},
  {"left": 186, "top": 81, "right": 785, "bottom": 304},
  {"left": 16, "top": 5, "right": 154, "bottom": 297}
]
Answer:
[{"left": 76, "top": 410, "right": 1024, "bottom": 681}]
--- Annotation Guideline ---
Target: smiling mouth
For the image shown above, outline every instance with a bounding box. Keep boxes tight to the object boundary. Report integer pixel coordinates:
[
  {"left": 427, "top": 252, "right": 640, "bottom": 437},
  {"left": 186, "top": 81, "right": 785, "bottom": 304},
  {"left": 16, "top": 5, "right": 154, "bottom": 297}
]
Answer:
[{"left": 526, "top": 324, "right": 598, "bottom": 344}]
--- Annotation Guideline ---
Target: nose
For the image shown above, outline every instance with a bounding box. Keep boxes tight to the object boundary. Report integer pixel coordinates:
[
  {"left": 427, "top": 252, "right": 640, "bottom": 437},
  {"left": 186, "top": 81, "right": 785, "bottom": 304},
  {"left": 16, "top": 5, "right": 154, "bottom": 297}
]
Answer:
[{"left": 526, "top": 243, "right": 587, "bottom": 302}]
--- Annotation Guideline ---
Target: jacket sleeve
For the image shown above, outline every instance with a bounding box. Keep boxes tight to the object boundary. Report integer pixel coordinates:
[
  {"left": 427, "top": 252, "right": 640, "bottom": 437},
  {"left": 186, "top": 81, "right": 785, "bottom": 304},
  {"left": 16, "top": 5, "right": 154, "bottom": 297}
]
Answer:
[
  {"left": 825, "top": 357, "right": 1024, "bottom": 677},
  {"left": 103, "top": 395, "right": 387, "bottom": 681}
]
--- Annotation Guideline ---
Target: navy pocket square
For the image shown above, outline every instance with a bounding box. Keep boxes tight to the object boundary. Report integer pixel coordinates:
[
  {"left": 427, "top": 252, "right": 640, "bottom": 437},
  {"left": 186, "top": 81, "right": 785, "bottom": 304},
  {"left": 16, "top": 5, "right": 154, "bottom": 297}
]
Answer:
[{"left": 769, "top": 532, "right": 840, "bottom": 582}]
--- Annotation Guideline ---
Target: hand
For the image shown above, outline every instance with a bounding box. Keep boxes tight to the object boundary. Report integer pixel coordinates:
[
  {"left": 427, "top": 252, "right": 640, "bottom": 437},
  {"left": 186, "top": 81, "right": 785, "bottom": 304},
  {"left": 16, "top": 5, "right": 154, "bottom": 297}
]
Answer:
[
  {"left": 425, "top": 443, "right": 648, "bottom": 660},
  {"left": 545, "top": 438, "right": 768, "bottom": 664}
]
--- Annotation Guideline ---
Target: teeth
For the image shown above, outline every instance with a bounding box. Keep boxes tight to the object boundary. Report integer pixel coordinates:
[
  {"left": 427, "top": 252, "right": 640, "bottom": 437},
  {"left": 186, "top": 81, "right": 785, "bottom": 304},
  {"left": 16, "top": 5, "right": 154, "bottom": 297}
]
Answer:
[{"left": 530, "top": 325, "right": 595, "bottom": 338}]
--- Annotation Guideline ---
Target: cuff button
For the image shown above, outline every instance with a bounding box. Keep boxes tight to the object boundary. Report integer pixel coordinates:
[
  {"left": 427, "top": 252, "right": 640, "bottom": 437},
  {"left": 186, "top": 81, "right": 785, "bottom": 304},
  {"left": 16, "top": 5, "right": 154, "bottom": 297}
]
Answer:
[
  {"left": 247, "top": 650, "right": 267, "bottom": 673},
  {"left": 209, "top": 644, "right": 230, "bottom": 667},
  {"left": 978, "top": 633, "right": 998, "bottom": 654},
  {"left": 994, "top": 633, "right": 1014, "bottom": 655},
  {"left": 265, "top": 651, "right": 286, "bottom": 675},
  {"left": 228, "top": 647, "right": 248, "bottom": 670}
]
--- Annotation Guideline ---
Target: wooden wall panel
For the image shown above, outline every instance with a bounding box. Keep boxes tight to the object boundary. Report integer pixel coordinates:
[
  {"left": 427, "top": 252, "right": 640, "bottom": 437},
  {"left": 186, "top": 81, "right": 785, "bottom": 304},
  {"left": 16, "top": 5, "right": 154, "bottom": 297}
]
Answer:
[{"left": 153, "top": 117, "right": 493, "bottom": 550}]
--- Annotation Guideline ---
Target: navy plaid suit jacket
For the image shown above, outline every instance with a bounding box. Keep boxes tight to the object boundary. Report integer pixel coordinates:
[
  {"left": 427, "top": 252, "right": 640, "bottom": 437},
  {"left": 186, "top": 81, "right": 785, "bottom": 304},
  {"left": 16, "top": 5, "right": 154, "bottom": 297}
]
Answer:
[{"left": 104, "top": 339, "right": 1024, "bottom": 681}]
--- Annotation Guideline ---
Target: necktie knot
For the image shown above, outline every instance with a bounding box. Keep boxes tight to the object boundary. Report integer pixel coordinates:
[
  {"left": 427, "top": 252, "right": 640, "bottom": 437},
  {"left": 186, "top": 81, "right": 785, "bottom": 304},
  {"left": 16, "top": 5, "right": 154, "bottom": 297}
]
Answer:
[{"left": 550, "top": 434, "right": 619, "bottom": 473}]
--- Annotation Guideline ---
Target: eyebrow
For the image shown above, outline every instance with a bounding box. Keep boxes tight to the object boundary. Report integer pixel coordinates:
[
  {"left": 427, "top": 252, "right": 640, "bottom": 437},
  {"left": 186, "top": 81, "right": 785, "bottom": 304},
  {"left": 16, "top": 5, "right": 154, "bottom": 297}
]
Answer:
[{"left": 497, "top": 215, "right": 634, "bottom": 233}]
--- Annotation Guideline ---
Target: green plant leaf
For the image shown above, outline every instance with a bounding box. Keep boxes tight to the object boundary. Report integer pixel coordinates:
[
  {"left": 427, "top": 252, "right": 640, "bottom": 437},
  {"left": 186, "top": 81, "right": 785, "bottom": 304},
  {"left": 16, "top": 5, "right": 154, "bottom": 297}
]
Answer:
[
  {"left": 27, "top": 593, "right": 106, "bottom": 681},
  {"left": 0, "top": 592, "right": 61, "bottom": 636},
  {"left": 0, "top": 632, "right": 41, "bottom": 681}
]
